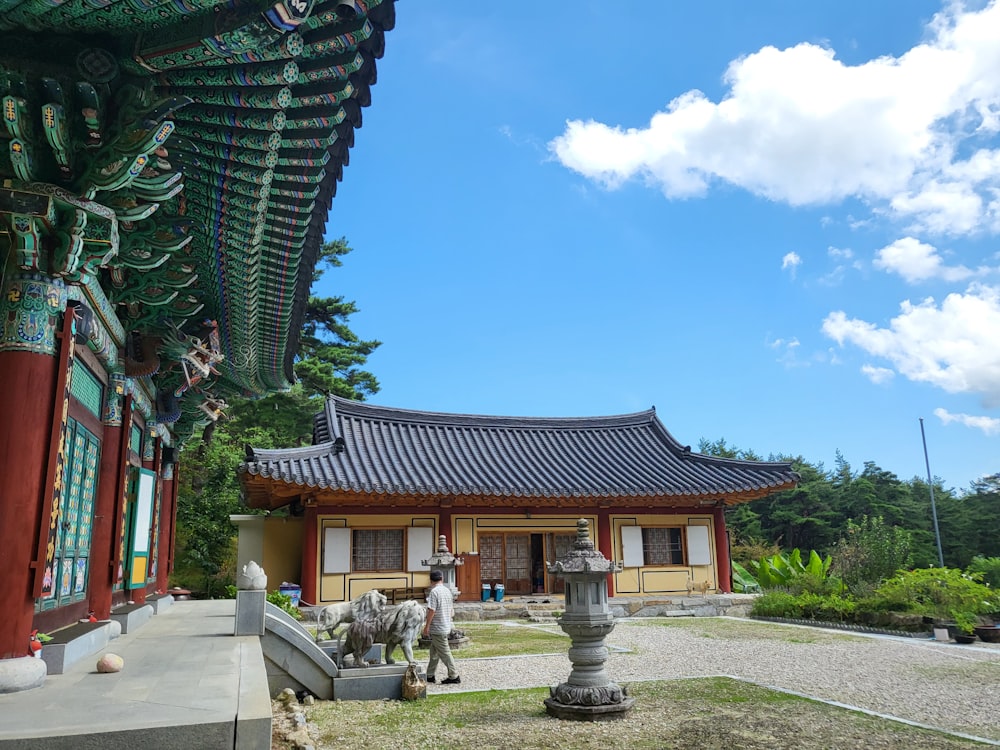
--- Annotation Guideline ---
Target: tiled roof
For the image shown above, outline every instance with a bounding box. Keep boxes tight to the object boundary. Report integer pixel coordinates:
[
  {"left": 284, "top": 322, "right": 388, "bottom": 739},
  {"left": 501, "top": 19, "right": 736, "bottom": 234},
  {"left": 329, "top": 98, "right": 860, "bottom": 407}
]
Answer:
[{"left": 240, "top": 396, "right": 799, "bottom": 508}]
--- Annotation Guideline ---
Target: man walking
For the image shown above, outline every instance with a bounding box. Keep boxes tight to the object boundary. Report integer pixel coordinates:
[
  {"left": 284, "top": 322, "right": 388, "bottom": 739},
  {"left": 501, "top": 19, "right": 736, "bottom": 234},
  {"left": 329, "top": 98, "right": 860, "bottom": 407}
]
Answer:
[{"left": 423, "top": 570, "right": 460, "bottom": 684}]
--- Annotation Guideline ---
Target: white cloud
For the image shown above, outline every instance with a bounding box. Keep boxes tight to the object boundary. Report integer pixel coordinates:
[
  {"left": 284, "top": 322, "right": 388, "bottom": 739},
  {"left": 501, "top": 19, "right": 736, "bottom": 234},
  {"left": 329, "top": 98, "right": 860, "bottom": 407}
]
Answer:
[
  {"left": 934, "top": 406, "right": 1000, "bottom": 435},
  {"left": 873, "top": 236, "right": 976, "bottom": 283},
  {"left": 549, "top": 1, "right": 1000, "bottom": 234},
  {"left": 822, "top": 283, "right": 1000, "bottom": 405},
  {"left": 862, "top": 364, "right": 896, "bottom": 384},
  {"left": 766, "top": 336, "right": 803, "bottom": 367},
  {"left": 781, "top": 252, "right": 801, "bottom": 276}
]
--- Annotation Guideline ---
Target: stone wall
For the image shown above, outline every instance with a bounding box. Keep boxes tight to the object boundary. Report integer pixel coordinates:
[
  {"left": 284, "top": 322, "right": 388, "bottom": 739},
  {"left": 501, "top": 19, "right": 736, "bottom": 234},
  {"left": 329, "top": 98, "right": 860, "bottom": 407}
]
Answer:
[{"left": 453, "top": 594, "right": 757, "bottom": 622}]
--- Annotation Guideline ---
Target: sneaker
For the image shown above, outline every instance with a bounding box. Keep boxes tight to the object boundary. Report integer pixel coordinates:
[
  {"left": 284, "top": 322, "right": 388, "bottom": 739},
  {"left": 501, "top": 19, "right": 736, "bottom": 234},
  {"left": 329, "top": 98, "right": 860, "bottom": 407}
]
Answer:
[
  {"left": 425, "top": 676, "right": 435, "bottom": 683},
  {"left": 441, "top": 676, "right": 461, "bottom": 685}
]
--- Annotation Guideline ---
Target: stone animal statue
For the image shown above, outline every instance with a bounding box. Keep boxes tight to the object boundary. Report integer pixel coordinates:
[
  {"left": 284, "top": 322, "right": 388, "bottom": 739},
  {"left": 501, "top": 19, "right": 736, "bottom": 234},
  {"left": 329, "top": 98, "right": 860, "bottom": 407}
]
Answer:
[
  {"left": 318, "top": 589, "right": 387, "bottom": 639},
  {"left": 339, "top": 599, "right": 427, "bottom": 668}
]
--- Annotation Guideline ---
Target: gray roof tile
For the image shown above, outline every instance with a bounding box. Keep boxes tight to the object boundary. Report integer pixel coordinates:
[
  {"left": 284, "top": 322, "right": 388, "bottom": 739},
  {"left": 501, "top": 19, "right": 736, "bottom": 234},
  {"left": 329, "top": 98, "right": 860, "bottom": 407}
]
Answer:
[{"left": 239, "top": 396, "right": 798, "bottom": 507}]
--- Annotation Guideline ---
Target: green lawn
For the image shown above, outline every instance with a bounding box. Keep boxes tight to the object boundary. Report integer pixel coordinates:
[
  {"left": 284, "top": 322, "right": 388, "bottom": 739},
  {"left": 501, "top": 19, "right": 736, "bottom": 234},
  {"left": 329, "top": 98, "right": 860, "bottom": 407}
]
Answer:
[{"left": 288, "top": 677, "right": 984, "bottom": 750}]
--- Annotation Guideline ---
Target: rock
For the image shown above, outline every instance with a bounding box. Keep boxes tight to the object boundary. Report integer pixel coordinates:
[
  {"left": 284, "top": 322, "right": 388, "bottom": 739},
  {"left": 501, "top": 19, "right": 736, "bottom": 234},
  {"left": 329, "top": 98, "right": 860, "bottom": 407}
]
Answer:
[{"left": 97, "top": 653, "right": 124, "bottom": 673}]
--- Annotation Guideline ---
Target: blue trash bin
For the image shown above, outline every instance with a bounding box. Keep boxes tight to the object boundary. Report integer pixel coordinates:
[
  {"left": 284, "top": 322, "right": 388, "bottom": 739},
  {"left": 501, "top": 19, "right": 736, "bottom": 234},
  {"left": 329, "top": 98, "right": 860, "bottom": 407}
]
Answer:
[
  {"left": 493, "top": 583, "right": 505, "bottom": 602},
  {"left": 481, "top": 584, "right": 492, "bottom": 602},
  {"left": 279, "top": 583, "right": 302, "bottom": 606}
]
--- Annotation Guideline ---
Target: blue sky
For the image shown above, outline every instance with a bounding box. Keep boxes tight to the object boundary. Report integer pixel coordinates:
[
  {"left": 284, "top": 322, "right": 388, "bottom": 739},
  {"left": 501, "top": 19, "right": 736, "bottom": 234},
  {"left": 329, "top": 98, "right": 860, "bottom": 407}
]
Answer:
[{"left": 318, "top": 0, "right": 1000, "bottom": 492}]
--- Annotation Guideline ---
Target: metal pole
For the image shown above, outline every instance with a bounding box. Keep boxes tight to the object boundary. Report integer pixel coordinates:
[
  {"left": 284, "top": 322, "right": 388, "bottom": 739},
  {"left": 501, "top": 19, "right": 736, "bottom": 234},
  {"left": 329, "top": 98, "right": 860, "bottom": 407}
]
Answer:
[{"left": 919, "top": 418, "right": 945, "bottom": 567}]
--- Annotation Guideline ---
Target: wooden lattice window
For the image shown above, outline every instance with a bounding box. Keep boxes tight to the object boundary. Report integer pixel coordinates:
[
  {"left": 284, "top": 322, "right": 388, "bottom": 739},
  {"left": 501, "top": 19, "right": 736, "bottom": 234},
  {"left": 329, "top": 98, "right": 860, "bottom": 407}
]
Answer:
[
  {"left": 479, "top": 534, "right": 503, "bottom": 581},
  {"left": 641, "top": 527, "right": 684, "bottom": 565},
  {"left": 351, "top": 529, "right": 404, "bottom": 572}
]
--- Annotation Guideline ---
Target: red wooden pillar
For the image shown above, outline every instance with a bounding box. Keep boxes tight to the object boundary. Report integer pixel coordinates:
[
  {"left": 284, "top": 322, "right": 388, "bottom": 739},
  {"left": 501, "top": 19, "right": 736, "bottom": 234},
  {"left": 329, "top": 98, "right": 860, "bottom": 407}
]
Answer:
[
  {"left": 155, "top": 466, "right": 176, "bottom": 593},
  {"left": 88, "top": 382, "right": 128, "bottom": 620},
  {"left": 0, "top": 275, "right": 67, "bottom": 659},
  {"left": 595, "top": 509, "right": 615, "bottom": 596},
  {"left": 301, "top": 505, "right": 318, "bottom": 605},
  {"left": 713, "top": 507, "right": 733, "bottom": 593},
  {"left": 0, "top": 350, "right": 58, "bottom": 658},
  {"left": 438, "top": 508, "right": 453, "bottom": 548}
]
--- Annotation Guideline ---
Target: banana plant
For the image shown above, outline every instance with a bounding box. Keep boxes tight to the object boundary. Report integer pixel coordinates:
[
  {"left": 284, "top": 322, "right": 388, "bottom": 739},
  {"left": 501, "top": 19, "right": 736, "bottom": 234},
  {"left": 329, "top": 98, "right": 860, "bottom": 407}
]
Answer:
[{"left": 747, "top": 548, "right": 833, "bottom": 589}]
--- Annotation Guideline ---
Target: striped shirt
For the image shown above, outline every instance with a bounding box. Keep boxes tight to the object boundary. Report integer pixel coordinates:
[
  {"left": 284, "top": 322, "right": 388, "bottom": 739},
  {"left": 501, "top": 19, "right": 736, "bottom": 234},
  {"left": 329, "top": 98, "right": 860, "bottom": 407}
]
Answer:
[{"left": 425, "top": 584, "right": 454, "bottom": 634}]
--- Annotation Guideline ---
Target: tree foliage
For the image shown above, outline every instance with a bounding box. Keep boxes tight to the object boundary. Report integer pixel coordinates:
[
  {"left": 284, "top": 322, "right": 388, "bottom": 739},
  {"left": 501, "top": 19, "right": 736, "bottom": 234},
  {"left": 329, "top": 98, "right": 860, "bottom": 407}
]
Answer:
[
  {"left": 830, "top": 515, "right": 913, "bottom": 595},
  {"left": 701, "top": 440, "right": 998, "bottom": 569},
  {"left": 172, "top": 238, "right": 380, "bottom": 591},
  {"left": 293, "top": 237, "right": 381, "bottom": 400}
]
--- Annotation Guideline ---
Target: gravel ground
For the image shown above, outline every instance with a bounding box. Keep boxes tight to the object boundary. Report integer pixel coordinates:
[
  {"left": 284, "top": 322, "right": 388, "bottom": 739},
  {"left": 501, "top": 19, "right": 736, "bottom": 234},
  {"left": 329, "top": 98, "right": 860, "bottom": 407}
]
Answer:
[{"left": 426, "top": 618, "right": 1000, "bottom": 743}]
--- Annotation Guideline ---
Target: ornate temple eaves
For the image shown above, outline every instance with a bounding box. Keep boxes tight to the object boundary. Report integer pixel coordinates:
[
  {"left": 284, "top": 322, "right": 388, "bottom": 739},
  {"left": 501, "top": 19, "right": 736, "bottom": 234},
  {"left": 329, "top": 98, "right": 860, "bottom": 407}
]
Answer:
[{"left": 0, "top": 0, "right": 397, "bottom": 441}]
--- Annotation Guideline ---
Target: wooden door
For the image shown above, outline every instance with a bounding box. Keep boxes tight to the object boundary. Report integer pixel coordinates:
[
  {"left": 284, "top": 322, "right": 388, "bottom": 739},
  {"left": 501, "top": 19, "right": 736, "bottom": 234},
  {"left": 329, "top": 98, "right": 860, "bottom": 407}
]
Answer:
[
  {"left": 504, "top": 534, "right": 531, "bottom": 594},
  {"left": 479, "top": 534, "right": 503, "bottom": 586},
  {"left": 456, "top": 553, "right": 481, "bottom": 601}
]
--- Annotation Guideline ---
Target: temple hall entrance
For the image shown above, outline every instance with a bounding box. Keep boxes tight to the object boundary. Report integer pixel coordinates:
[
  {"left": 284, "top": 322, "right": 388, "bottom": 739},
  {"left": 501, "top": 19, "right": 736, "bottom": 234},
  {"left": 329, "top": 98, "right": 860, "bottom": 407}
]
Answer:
[{"left": 479, "top": 531, "right": 577, "bottom": 595}]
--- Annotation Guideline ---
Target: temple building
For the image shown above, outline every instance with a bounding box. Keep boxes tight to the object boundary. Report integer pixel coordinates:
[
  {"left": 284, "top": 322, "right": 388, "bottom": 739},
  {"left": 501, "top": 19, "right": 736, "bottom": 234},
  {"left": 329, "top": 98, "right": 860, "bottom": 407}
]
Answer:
[
  {"left": 0, "top": 0, "right": 397, "bottom": 683},
  {"left": 237, "top": 396, "right": 799, "bottom": 603}
]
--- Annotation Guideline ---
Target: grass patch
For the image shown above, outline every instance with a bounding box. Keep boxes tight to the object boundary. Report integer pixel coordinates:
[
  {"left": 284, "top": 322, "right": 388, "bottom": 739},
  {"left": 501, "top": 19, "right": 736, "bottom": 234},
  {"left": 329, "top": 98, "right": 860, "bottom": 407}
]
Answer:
[
  {"left": 308, "top": 621, "right": 570, "bottom": 661},
  {"left": 285, "top": 677, "right": 984, "bottom": 750}
]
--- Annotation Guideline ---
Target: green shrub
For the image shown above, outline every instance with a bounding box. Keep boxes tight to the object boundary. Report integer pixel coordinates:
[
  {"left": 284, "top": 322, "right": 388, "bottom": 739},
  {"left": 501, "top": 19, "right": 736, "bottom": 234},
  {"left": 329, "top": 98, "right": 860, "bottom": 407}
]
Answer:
[
  {"left": 870, "top": 567, "right": 1000, "bottom": 633},
  {"left": 750, "top": 591, "right": 801, "bottom": 618},
  {"left": 831, "top": 515, "right": 912, "bottom": 596},
  {"left": 967, "top": 556, "right": 1000, "bottom": 589},
  {"left": 751, "top": 591, "right": 857, "bottom": 622},
  {"left": 267, "top": 591, "right": 302, "bottom": 620}
]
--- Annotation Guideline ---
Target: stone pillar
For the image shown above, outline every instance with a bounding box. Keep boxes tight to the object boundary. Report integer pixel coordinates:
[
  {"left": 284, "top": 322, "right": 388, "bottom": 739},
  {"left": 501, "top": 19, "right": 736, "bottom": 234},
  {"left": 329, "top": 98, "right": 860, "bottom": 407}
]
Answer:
[
  {"left": 234, "top": 562, "right": 268, "bottom": 636},
  {"left": 544, "top": 519, "right": 634, "bottom": 721}
]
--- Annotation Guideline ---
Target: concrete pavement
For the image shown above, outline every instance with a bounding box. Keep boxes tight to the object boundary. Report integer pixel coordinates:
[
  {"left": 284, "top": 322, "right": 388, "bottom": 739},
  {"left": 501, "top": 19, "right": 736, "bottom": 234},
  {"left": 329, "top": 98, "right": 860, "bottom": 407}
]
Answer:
[{"left": 0, "top": 599, "right": 270, "bottom": 750}]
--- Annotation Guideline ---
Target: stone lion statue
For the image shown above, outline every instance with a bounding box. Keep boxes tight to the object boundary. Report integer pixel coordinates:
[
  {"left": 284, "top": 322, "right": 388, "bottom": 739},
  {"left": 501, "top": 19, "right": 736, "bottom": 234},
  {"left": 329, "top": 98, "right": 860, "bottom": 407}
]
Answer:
[
  {"left": 340, "top": 599, "right": 427, "bottom": 668},
  {"left": 318, "top": 589, "right": 387, "bottom": 640}
]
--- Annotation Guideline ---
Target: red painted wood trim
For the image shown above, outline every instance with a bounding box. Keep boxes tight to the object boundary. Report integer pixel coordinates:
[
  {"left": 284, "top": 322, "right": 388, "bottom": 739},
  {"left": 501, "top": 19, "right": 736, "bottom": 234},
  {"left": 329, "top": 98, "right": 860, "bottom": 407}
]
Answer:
[
  {"left": 595, "top": 508, "right": 614, "bottom": 597},
  {"left": 301, "top": 505, "right": 318, "bottom": 605},
  {"left": 31, "top": 313, "right": 75, "bottom": 597},
  {"left": 90, "top": 418, "right": 123, "bottom": 620},
  {"left": 110, "top": 395, "right": 134, "bottom": 584},
  {"left": 713, "top": 507, "right": 732, "bottom": 593}
]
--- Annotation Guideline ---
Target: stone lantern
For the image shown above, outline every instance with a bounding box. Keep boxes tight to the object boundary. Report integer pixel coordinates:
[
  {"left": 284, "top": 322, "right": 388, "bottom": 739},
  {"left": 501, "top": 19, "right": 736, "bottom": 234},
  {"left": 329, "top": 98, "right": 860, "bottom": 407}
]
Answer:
[
  {"left": 545, "top": 518, "right": 634, "bottom": 721},
  {"left": 422, "top": 534, "right": 463, "bottom": 600}
]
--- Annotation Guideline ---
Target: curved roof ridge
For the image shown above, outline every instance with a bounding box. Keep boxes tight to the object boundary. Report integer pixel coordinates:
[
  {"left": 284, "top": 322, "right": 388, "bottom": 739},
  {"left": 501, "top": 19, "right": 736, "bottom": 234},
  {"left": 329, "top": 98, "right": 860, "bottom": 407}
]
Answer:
[
  {"left": 326, "top": 394, "right": 657, "bottom": 429},
  {"left": 240, "top": 397, "right": 800, "bottom": 510}
]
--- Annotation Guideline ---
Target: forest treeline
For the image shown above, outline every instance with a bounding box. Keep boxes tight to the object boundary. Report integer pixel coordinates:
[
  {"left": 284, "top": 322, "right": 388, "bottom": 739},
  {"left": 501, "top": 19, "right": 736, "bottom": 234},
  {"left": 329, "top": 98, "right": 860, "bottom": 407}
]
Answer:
[{"left": 700, "top": 438, "right": 1000, "bottom": 568}]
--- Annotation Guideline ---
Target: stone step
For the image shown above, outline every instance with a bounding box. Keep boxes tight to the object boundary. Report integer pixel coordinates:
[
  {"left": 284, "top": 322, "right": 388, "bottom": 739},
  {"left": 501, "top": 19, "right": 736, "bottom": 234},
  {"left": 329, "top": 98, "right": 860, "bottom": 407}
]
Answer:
[{"left": 332, "top": 663, "right": 417, "bottom": 701}]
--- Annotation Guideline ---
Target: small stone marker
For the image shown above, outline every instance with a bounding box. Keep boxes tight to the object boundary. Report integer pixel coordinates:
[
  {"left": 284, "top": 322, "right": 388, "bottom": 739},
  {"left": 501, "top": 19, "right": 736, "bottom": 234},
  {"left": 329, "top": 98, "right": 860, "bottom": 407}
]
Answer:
[{"left": 97, "top": 653, "right": 124, "bottom": 673}]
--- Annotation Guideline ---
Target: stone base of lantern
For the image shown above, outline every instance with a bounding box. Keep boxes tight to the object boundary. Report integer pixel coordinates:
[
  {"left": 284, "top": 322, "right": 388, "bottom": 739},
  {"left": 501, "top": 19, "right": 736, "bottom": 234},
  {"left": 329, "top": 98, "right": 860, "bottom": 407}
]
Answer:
[
  {"left": 544, "top": 696, "right": 635, "bottom": 721},
  {"left": 544, "top": 681, "right": 635, "bottom": 721}
]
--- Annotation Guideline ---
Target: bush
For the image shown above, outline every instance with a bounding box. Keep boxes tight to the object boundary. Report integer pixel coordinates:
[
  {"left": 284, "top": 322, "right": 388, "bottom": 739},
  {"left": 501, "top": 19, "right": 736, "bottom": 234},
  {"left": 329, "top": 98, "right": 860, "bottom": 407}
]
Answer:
[
  {"left": 750, "top": 592, "right": 801, "bottom": 618},
  {"left": 267, "top": 591, "right": 302, "bottom": 620},
  {"left": 869, "top": 567, "right": 1000, "bottom": 633},
  {"left": 750, "top": 591, "right": 856, "bottom": 622},
  {"left": 967, "top": 556, "right": 1000, "bottom": 589},
  {"left": 831, "top": 515, "right": 912, "bottom": 596}
]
